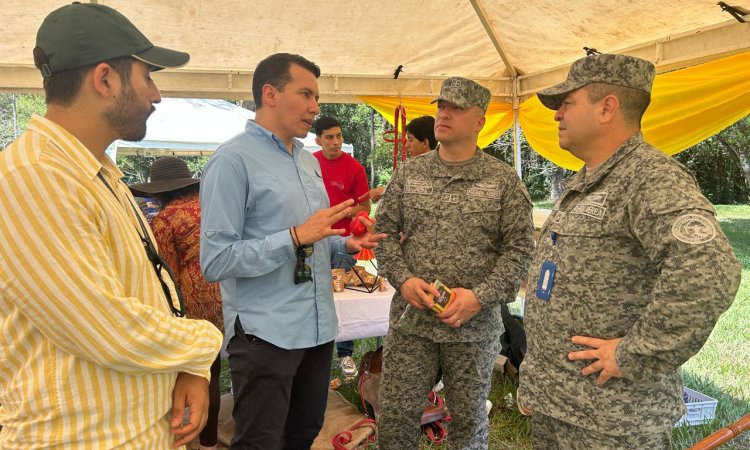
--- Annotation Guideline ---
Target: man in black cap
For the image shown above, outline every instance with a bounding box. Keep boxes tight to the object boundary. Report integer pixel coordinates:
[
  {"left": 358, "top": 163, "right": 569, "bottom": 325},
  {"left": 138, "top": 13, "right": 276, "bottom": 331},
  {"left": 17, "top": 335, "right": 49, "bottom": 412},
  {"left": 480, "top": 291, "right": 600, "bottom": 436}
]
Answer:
[
  {"left": 0, "top": 3, "right": 222, "bottom": 449},
  {"left": 518, "top": 53, "right": 742, "bottom": 449}
]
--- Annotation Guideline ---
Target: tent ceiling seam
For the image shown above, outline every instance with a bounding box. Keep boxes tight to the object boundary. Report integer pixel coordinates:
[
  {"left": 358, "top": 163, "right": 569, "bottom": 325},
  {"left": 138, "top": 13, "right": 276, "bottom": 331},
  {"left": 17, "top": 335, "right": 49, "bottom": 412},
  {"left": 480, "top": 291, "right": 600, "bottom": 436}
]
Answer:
[{"left": 470, "top": 0, "right": 518, "bottom": 78}]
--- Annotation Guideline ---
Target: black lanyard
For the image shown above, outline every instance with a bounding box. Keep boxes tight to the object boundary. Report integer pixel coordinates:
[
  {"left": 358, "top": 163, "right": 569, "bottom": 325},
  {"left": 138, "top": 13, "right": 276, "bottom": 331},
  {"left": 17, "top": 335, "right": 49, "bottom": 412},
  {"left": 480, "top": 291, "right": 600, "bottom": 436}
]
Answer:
[
  {"left": 98, "top": 173, "right": 153, "bottom": 243},
  {"left": 97, "top": 172, "right": 186, "bottom": 317}
]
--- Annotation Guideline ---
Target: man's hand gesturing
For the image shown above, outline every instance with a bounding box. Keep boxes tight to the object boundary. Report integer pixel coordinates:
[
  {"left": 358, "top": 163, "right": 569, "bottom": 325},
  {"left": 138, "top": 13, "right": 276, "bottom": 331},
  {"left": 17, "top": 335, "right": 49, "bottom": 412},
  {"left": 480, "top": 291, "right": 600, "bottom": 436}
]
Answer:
[{"left": 296, "top": 200, "right": 354, "bottom": 245}]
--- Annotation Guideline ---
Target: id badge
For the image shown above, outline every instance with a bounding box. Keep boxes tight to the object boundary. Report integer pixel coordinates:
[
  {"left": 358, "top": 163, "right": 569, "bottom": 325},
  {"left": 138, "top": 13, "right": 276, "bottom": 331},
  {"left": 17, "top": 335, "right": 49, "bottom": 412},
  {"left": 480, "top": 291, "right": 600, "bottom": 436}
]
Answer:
[{"left": 536, "top": 261, "right": 556, "bottom": 301}]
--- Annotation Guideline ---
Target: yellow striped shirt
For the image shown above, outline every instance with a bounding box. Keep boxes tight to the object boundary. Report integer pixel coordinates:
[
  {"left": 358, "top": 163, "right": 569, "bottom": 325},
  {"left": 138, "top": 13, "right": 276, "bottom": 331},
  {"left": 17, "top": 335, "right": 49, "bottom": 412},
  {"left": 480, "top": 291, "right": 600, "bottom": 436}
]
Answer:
[{"left": 0, "top": 115, "right": 223, "bottom": 449}]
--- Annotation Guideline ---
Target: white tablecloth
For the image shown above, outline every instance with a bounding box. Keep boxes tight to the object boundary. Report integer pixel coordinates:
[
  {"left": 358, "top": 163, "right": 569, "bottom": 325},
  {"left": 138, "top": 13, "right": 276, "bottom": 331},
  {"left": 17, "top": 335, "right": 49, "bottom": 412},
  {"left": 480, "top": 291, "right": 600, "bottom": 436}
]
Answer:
[{"left": 333, "top": 282, "right": 395, "bottom": 342}]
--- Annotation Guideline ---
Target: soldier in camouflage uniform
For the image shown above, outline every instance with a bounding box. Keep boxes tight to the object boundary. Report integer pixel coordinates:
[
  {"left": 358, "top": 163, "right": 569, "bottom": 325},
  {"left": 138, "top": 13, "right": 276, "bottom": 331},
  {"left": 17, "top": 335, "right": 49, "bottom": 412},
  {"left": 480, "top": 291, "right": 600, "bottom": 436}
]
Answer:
[
  {"left": 518, "top": 54, "right": 743, "bottom": 449},
  {"left": 374, "top": 77, "right": 535, "bottom": 449}
]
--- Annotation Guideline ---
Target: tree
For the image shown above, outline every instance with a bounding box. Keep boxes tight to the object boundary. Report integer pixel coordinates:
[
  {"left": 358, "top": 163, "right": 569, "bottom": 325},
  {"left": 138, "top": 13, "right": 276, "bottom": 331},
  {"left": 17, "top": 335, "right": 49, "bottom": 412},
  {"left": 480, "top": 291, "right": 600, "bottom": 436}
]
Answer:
[
  {"left": 712, "top": 117, "right": 750, "bottom": 197},
  {"left": 0, "top": 94, "right": 46, "bottom": 149},
  {"left": 674, "top": 118, "right": 750, "bottom": 204},
  {"left": 116, "top": 155, "right": 157, "bottom": 185},
  {"left": 318, "top": 103, "right": 393, "bottom": 187},
  {"left": 116, "top": 155, "right": 210, "bottom": 186},
  {"left": 550, "top": 166, "right": 566, "bottom": 199},
  {"left": 483, "top": 128, "right": 573, "bottom": 201},
  {"left": 1, "top": 94, "right": 748, "bottom": 205}
]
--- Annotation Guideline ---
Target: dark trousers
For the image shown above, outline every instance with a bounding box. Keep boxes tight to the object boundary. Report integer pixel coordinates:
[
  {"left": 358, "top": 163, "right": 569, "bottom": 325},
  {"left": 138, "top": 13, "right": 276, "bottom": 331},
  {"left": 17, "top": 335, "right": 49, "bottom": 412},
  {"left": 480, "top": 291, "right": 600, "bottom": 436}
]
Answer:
[
  {"left": 199, "top": 355, "right": 222, "bottom": 446},
  {"left": 226, "top": 317, "right": 334, "bottom": 450},
  {"left": 336, "top": 340, "right": 355, "bottom": 358}
]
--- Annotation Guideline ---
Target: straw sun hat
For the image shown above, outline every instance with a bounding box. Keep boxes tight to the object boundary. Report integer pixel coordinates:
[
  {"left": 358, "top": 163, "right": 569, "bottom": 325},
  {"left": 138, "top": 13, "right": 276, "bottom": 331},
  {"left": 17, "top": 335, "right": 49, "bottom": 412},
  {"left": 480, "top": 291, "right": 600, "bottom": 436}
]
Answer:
[{"left": 128, "top": 156, "right": 200, "bottom": 197}]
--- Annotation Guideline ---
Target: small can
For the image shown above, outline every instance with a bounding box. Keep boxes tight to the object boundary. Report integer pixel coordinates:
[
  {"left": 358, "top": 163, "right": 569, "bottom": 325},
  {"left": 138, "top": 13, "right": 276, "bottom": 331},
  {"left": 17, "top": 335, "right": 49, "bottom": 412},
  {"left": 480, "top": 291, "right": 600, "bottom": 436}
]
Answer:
[
  {"left": 378, "top": 277, "right": 387, "bottom": 291},
  {"left": 329, "top": 378, "right": 341, "bottom": 389}
]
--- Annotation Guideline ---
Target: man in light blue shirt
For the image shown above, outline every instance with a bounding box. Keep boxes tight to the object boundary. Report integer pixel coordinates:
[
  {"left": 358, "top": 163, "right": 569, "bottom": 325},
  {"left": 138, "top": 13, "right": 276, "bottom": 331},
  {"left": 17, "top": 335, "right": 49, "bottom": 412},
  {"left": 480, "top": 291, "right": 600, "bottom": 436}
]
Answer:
[{"left": 200, "top": 53, "right": 384, "bottom": 450}]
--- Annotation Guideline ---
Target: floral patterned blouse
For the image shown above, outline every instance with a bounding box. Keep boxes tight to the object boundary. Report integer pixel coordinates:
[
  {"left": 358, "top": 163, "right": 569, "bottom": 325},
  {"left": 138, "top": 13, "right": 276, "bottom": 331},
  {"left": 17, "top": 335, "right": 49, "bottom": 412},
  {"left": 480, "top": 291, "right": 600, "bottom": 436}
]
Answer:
[{"left": 150, "top": 192, "right": 223, "bottom": 331}]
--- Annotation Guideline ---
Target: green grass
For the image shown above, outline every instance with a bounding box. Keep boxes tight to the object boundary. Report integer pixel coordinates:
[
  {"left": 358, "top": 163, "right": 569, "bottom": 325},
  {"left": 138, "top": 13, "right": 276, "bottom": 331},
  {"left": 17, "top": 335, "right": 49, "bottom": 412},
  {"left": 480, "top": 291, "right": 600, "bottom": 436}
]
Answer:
[
  {"left": 328, "top": 340, "right": 533, "bottom": 450},
  {"left": 675, "top": 205, "right": 750, "bottom": 450},
  {"left": 219, "top": 359, "right": 232, "bottom": 395},
  {"left": 219, "top": 204, "right": 750, "bottom": 449},
  {"left": 532, "top": 199, "right": 556, "bottom": 210},
  {"left": 673, "top": 373, "right": 750, "bottom": 450}
]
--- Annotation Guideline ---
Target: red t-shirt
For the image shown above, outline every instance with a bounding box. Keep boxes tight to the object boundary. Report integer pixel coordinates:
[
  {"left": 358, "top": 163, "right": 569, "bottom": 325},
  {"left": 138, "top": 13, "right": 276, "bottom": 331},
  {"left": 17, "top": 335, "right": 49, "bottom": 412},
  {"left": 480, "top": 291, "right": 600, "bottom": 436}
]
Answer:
[{"left": 313, "top": 151, "right": 369, "bottom": 236}]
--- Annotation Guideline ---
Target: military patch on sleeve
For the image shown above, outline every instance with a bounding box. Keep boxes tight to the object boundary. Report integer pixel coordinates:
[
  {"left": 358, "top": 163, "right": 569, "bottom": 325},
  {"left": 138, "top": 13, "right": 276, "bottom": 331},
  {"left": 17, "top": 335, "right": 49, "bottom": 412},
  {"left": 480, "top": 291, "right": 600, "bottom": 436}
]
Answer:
[
  {"left": 404, "top": 178, "right": 433, "bottom": 194},
  {"left": 672, "top": 214, "right": 716, "bottom": 244}
]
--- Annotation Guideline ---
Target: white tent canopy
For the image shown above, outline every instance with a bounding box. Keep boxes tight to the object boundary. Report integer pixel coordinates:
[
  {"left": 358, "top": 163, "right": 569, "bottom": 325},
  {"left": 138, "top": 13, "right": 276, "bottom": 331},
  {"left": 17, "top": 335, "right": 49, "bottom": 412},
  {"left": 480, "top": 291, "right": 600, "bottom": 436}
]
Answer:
[
  {"left": 112, "top": 98, "right": 353, "bottom": 157},
  {"left": 2, "top": 0, "right": 749, "bottom": 104}
]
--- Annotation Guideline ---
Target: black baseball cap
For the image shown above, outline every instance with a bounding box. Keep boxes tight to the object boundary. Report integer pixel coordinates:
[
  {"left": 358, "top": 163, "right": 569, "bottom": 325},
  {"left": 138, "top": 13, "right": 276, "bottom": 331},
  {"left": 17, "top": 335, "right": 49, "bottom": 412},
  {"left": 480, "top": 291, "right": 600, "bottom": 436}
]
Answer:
[{"left": 35, "top": 2, "right": 190, "bottom": 77}]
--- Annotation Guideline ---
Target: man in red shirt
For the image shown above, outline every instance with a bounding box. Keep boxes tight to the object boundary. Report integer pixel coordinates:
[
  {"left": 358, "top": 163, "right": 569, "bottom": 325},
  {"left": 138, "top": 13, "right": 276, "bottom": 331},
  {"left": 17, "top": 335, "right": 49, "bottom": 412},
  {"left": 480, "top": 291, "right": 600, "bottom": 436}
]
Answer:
[{"left": 313, "top": 116, "right": 371, "bottom": 377}]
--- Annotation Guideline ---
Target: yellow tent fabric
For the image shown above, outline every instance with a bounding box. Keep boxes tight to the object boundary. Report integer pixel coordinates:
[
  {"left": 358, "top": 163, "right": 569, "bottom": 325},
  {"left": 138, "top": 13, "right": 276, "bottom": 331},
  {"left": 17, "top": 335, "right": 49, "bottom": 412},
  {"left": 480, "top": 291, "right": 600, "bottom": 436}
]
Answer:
[
  {"left": 361, "top": 51, "right": 750, "bottom": 172},
  {"left": 520, "top": 50, "right": 750, "bottom": 171},
  {"left": 644, "top": 51, "right": 750, "bottom": 154},
  {"left": 518, "top": 96, "right": 585, "bottom": 171},
  {"left": 358, "top": 96, "right": 514, "bottom": 149}
]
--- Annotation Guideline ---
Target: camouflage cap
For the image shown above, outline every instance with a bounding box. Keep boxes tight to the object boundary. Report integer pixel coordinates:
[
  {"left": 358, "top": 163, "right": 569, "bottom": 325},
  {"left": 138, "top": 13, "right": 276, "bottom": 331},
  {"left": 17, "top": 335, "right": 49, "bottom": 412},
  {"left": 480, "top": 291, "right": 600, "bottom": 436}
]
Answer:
[
  {"left": 537, "top": 54, "right": 655, "bottom": 110},
  {"left": 431, "top": 77, "right": 491, "bottom": 112}
]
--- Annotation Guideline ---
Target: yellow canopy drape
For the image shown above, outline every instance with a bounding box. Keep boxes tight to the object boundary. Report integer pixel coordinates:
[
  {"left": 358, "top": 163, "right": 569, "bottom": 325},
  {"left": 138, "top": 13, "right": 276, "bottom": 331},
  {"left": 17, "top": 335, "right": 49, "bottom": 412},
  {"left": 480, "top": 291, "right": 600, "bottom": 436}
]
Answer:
[
  {"left": 520, "top": 50, "right": 750, "bottom": 171},
  {"left": 360, "top": 51, "right": 750, "bottom": 172},
  {"left": 518, "top": 96, "right": 585, "bottom": 171},
  {"left": 357, "top": 96, "right": 513, "bottom": 149}
]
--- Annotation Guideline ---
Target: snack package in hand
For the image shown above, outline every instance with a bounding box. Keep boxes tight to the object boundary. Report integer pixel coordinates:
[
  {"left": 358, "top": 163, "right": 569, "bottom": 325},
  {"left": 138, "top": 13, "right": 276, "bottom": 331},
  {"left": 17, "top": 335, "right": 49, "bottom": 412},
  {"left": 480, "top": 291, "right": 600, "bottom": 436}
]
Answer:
[{"left": 428, "top": 280, "right": 456, "bottom": 313}]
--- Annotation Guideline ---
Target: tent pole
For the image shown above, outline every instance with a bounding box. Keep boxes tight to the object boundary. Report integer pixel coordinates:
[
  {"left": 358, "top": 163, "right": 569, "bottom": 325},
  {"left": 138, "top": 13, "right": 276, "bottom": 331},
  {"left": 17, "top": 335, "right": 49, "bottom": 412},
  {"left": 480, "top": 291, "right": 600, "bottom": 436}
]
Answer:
[
  {"left": 513, "top": 78, "right": 522, "bottom": 179},
  {"left": 513, "top": 110, "right": 522, "bottom": 179},
  {"left": 369, "top": 107, "right": 376, "bottom": 188}
]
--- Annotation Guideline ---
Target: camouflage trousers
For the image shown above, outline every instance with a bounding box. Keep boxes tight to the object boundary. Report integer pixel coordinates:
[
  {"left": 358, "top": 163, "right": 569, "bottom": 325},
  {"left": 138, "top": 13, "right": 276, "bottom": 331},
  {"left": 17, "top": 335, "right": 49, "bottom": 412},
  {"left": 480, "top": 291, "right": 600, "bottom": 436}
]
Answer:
[
  {"left": 377, "top": 328, "right": 500, "bottom": 450},
  {"left": 532, "top": 412, "right": 672, "bottom": 450}
]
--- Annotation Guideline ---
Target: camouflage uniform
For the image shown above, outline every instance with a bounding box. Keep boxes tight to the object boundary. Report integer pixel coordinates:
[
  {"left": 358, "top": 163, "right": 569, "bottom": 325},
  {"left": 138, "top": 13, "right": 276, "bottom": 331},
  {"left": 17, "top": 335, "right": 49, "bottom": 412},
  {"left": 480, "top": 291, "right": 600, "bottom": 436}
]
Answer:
[
  {"left": 374, "top": 136, "right": 535, "bottom": 447},
  {"left": 520, "top": 54, "right": 743, "bottom": 447},
  {"left": 532, "top": 412, "right": 672, "bottom": 450}
]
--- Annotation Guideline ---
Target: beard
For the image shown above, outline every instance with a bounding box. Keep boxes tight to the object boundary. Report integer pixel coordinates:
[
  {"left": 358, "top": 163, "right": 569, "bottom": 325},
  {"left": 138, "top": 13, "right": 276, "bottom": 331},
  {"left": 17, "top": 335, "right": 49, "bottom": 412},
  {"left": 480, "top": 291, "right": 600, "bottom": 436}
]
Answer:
[{"left": 102, "top": 83, "right": 155, "bottom": 142}]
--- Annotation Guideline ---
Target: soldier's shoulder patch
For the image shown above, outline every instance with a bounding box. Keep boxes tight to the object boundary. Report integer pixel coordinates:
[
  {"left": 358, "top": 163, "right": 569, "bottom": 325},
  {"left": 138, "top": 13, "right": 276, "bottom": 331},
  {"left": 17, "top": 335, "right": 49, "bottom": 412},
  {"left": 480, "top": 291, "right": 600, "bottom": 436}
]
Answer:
[{"left": 671, "top": 214, "right": 716, "bottom": 244}]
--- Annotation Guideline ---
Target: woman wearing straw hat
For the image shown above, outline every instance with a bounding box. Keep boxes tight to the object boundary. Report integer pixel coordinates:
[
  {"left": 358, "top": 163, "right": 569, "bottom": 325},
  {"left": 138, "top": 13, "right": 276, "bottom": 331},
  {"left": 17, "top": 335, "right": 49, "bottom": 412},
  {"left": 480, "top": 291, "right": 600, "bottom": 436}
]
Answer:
[{"left": 130, "top": 156, "right": 223, "bottom": 450}]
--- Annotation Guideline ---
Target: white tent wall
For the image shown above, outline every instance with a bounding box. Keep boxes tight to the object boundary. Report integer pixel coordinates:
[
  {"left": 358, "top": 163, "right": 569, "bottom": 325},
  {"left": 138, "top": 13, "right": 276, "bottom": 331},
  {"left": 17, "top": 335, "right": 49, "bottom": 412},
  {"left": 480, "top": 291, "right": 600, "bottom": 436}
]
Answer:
[
  {"left": 112, "top": 98, "right": 353, "bottom": 157},
  {"left": 2, "top": 1, "right": 749, "bottom": 103}
]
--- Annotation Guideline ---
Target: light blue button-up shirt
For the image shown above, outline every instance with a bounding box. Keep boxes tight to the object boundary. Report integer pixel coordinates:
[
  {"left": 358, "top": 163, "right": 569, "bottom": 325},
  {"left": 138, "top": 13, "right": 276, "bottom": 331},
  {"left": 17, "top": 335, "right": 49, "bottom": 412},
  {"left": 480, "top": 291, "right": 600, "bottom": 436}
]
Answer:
[{"left": 200, "top": 120, "right": 348, "bottom": 349}]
